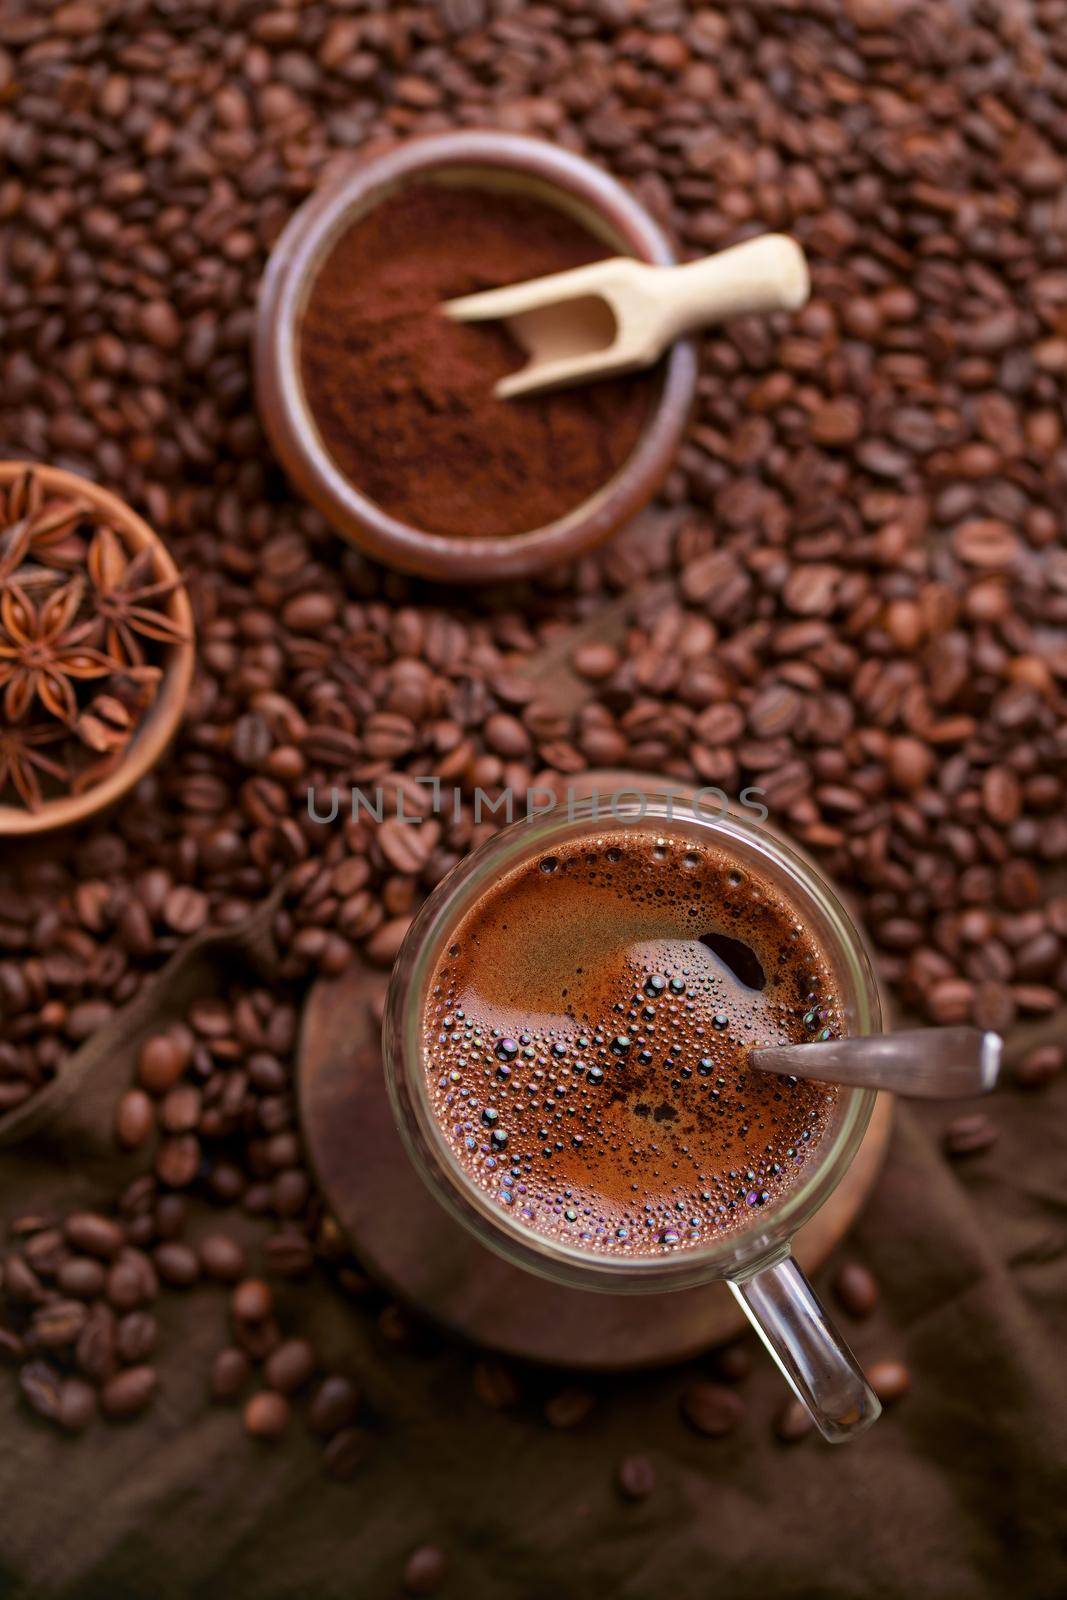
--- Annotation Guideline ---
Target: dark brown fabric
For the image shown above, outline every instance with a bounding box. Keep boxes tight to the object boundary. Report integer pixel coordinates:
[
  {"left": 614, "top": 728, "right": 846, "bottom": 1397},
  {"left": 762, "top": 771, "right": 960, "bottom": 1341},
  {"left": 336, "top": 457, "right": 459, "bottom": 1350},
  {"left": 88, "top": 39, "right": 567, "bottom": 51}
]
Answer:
[{"left": 1, "top": 915, "right": 1065, "bottom": 1600}]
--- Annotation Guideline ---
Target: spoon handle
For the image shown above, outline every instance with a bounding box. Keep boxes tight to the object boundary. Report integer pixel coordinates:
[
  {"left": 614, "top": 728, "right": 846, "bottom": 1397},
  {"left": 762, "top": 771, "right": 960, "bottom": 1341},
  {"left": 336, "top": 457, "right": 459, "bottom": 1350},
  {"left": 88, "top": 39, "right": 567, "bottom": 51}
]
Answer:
[
  {"left": 748, "top": 1027, "right": 1001, "bottom": 1099},
  {"left": 659, "top": 235, "right": 810, "bottom": 343}
]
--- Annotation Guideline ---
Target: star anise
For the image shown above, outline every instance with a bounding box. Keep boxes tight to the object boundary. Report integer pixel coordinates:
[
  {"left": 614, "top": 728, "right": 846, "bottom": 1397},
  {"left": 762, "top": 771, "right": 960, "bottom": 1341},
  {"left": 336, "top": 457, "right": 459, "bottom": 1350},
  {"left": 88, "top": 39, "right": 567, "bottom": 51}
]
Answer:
[
  {"left": 0, "top": 518, "right": 31, "bottom": 595},
  {"left": 0, "top": 468, "right": 42, "bottom": 527},
  {"left": 0, "top": 720, "right": 68, "bottom": 812},
  {"left": 0, "top": 469, "right": 185, "bottom": 815},
  {"left": 87, "top": 525, "right": 190, "bottom": 666},
  {"left": 0, "top": 578, "right": 113, "bottom": 723},
  {"left": 0, "top": 521, "right": 65, "bottom": 603},
  {"left": 0, "top": 469, "right": 91, "bottom": 580}
]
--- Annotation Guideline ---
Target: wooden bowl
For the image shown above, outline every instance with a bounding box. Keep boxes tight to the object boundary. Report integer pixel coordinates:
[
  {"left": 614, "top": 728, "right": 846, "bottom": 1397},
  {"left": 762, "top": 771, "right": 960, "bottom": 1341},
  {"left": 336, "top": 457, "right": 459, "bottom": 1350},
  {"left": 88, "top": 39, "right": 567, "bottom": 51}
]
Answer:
[
  {"left": 255, "top": 130, "right": 698, "bottom": 584},
  {"left": 0, "top": 463, "right": 195, "bottom": 836}
]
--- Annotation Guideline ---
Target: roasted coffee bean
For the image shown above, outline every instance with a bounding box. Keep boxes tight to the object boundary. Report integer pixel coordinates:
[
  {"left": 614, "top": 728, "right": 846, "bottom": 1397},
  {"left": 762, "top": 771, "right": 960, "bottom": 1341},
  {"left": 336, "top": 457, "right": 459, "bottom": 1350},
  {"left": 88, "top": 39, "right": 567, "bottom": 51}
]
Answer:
[
  {"left": 198, "top": 1234, "right": 247, "bottom": 1283},
  {"left": 208, "top": 1163, "right": 246, "bottom": 1204},
  {"left": 153, "top": 1195, "right": 188, "bottom": 1240},
  {"left": 1013, "top": 1044, "right": 1064, "bottom": 1089},
  {"left": 712, "top": 1343, "right": 753, "bottom": 1383},
  {"left": 58, "top": 1377, "right": 98, "bottom": 1434},
  {"left": 0, "top": 1329, "right": 26, "bottom": 1364},
  {"left": 155, "top": 1135, "right": 201, "bottom": 1189},
  {"left": 31, "top": 1299, "right": 88, "bottom": 1350},
  {"left": 125, "top": 1215, "right": 155, "bottom": 1249},
  {"left": 160, "top": 1085, "right": 202, "bottom": 1134},
  {"left": 3, "top": 1254, "right": 47, "bottom": 1304},
  {"left": 153, "top": 1243, "right": 201, "bottom": 1288},
  {"left": 309, "top": 1375, "right": 360, "bottom": 1436},
  {"left": 244, "top": 1390, "right": 290, "bottom": 1440},
  {"left": 115, "top": 1089, "right": 156, "bottom": 1151},
  {"left": 264, "top": 1231, "right": 314, "bottom": 1278},
  {"left": 943, "top": 1114, "right": 1000, "bottom": 1158},
  {"left": 23, "top": 1228, "right": 65, "bottom": 1276},
  {"left": 774, "top": 1399, "right": 815, "bottom": 1444},
  {"left": 572, "top": 642, "right": 619, "bottom": 681},
  {"left": 680, "top": 1382, "right": 746, "bottom": 1438},
  {"left": 868, "top": 1360, "right": 911, "bottom": 1405},
  {"left": 137, "top": 1035, "right": 186, "bottom": 1095},
  {"left": 101, "top": 1365, "right": 158, "bottom": 1419},
  {"left": 264, "top": 1338, "right": 316, "bottom": 1396},
  {"left": 19, "top": 1360, "right": 63, "bottom": 1423},
  {"left": 271, "top": 1169, "right": 310, "bottom": 1218},
  {"left": 163, "top": 887, "right": 209, "bottom": 936},
  {"left": 107, "top": 1250, "right": 158, "bottom": 1310},
  {"left": 232, "top": 1279, "right": 273, "bottom": 1323},
  {"left": 211, "top": 1347, "right": 251, "bottom": 1403},
  {"left": 833, "top": 1262, "right": 880, "bottom": 1320},
  {"left": 75, "top": 1303, "right": 117, "bottom": 1384},
  {"left": 616, "top": 1453, "right": 656, "bottom": 1501},
  {"left": 118, "top": 1176, "right": 157, "bottom": 1220},
  {"left": 116, "top": 1312, "right": 158, "bottom": 1364},
  {"left": 322, "top": 1426, "right": 369, "bottom": 1482},
  {"left": 64, "top": 1213, "right": 124, "bottom": 1260},
  {"left": 472, "top": 1360, "right": 520, "bottom": 1411},
  {"left": 544, "top": 1387, "right": 595, "bottom": 1430},
  {"left": 234, "top": 1316, "right": 282, "bottom": 1363},
  {"left": 403, "top": 1546, "right": 448, "bottom": 1597}
]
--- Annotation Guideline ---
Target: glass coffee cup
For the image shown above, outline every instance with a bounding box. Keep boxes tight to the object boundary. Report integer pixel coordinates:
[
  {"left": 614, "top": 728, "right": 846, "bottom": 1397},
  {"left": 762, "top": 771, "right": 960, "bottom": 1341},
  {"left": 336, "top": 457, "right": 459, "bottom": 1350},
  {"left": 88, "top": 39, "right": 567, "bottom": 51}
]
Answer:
[{"left": 384, "top": 794, "right": 884, "bottom": 1440}]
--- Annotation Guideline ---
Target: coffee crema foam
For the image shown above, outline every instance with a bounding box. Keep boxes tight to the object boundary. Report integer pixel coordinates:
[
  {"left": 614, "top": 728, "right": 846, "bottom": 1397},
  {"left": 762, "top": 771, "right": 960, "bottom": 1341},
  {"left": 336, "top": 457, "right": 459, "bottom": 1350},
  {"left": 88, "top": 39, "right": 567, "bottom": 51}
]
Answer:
[{"left": 422, "top": 830, "right": 843, "bottom": 1258}]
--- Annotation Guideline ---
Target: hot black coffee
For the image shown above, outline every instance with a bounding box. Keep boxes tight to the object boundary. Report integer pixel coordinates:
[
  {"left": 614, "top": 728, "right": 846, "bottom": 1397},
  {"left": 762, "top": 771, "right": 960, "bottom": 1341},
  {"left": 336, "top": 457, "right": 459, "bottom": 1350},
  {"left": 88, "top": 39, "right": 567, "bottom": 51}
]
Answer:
[{"left": 423, "top": 827, "right": 843, "bottom": 1258}]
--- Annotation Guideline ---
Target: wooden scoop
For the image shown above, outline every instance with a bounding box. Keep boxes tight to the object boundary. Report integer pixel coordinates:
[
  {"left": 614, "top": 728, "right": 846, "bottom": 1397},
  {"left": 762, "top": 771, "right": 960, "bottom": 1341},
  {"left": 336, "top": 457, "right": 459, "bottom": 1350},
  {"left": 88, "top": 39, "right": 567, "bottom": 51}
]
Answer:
[
  {"left": 749, "top": 1027, "right": 1002, "bottom": 1099},
  {"left": 443, "top": 233, "right": 810, "bottom": 399}
]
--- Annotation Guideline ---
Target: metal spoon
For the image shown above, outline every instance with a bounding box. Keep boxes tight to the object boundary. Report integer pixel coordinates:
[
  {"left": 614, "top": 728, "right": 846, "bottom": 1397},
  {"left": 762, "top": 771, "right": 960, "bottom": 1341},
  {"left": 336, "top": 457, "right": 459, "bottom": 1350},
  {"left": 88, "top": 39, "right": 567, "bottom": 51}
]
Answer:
[
  {"left": 748, "top": 1027, "right": 1002, "bottom": 1099},
  {"left": 443, "top": 233, "right": 810, "bottom": 400}
]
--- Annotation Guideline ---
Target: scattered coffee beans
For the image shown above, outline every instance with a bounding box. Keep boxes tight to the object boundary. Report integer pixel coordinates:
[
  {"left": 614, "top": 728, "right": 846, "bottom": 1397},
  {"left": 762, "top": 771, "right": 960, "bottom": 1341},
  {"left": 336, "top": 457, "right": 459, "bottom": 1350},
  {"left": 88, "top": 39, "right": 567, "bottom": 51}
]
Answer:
[
  {"left": 101, "top": 1365, "right": 158, "bottom": 1420},
  {"left": 774, "top": 1398, "right": 815, "bottom": 1445},
  {"left": 264, "top": 1338, "right": 317, "bottom": 1396},
  {"left": 1, "top": 1, "right": 1064, "bottom": 1154},
  {"left": 868, "top": 1361, "right": 912, "bottom": 1406},
  {"left": 232, "top": 1280, "right": 274, "bottom": 1324},
  {"left": 308, "top": 1376, "right": 360, "bottom": 1437},
  {"left": 211, "top": 1349, "right": 251, "bottom": 1405},
  {"left": 471, "top": 1360, "right": 520, "bottom": 1412},
  {"left": 244, "top": 1390, "right": 290, "bottom": 1442},
  {"left": 1, "top": 0, "right": 1063, "bottom": 1502},
  {"left": 322, "top": 1427, "right": 369, "bottom": 1483},
  {"left": 616, "top": 1453, "right": 657, "bottom": 1501},
  {"left": 833, "top": 1262, "right": 880, "bottom": 1320},
  {"left": 1013, "top": 1044, "right": 1064, "bottom": 1090},
  {"left": 680, "top": 1381, "right": 746, "bottom": 1439},
  {"left": 58, "top": 1378, "right": 98, "bottom": 1435},
  {"left": 544, "top": 1387, "right": 596, "bottom": 1430},
  {"left": 712, "top": 1343, "right": 753, "bottom": 1384},
  {"left": 943, "top": 1114, "right": 1000, "bottom": 1158},
  {"left": 403, "top": 1545, "right": 448, "bottom": 1598},
  {"left": 199, "top": 1235, "right": 247, "bottom": 1284}
]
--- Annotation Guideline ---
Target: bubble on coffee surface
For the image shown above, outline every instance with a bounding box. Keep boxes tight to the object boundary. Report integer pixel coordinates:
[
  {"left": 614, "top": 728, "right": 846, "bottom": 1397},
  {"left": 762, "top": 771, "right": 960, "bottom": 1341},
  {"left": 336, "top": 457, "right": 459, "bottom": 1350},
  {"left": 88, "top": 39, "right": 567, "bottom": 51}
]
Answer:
[{"left": 423, "top": 831, "right": 842, "bottom": 1258}]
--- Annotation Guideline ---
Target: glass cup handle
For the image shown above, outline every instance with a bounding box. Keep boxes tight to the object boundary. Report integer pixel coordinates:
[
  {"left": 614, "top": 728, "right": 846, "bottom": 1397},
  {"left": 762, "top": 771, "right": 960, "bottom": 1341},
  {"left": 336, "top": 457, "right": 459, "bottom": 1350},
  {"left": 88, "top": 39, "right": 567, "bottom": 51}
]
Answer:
[{"left": 728, "top": 1250, "right": 881, "bottom": 1443}]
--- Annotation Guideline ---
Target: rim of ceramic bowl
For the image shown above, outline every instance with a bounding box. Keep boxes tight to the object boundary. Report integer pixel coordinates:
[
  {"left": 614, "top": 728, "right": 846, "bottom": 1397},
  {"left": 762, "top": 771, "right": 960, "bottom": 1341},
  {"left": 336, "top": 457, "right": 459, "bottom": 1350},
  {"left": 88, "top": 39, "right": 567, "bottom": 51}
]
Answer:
[
  {"left": 0, "top": 462, "right": 195, "bottom": 836},
  {"left": 254, "top": 130, "right": 698, "bottom": 584}
]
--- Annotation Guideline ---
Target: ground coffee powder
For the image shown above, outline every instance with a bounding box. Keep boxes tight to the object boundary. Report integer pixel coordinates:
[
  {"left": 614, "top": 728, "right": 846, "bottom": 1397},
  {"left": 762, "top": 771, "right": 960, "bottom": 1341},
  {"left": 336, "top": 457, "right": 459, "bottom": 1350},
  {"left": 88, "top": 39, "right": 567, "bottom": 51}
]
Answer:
[{"left": 298, "top": 183, "right": 655, "bottom": 539}]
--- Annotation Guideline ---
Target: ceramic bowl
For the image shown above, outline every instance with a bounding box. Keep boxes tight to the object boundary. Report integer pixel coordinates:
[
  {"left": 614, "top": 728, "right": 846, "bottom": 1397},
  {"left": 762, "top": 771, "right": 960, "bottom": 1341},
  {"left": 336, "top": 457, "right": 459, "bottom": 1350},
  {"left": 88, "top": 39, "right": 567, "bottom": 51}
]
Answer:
[
  {"left": 255, "top": 130, "right": 698, "bottom": 584},
  {"left": 0, "top": 462, "right": 195, "bottom": 836}
]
